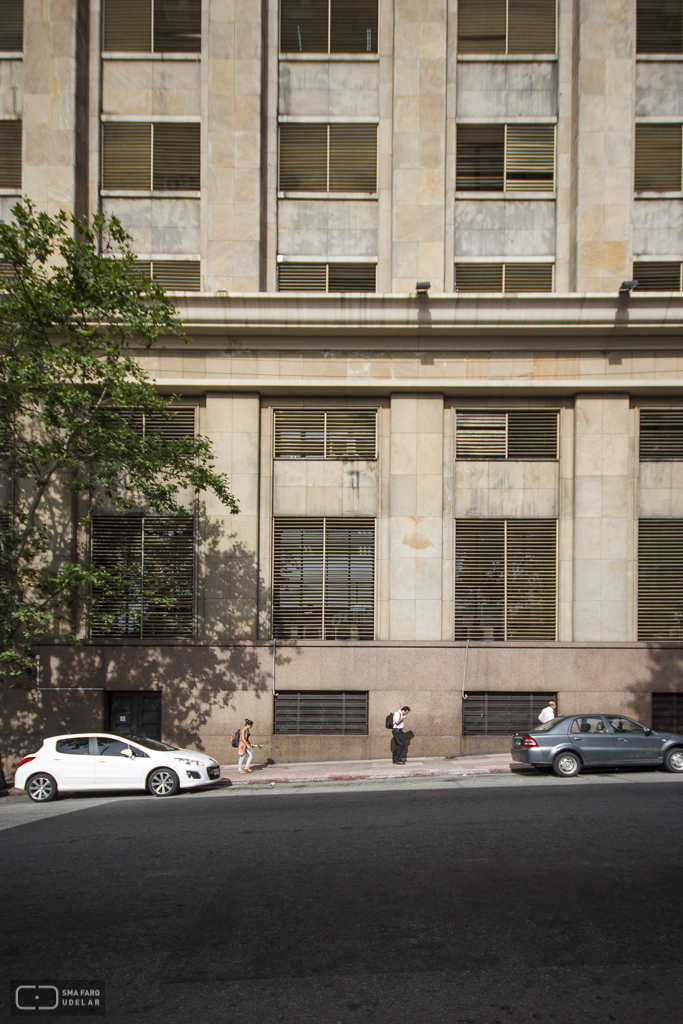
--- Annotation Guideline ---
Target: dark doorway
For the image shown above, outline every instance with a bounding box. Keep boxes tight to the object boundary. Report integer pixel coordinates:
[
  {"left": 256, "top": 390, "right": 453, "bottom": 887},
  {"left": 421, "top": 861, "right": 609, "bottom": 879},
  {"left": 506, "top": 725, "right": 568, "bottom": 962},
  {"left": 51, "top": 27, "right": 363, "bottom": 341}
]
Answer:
[
  {"left": 652, "top": 692, "right": 683, "bottom": 734},
  {"left": 108, "top": 691, "right": 162, "bottom": 741}
]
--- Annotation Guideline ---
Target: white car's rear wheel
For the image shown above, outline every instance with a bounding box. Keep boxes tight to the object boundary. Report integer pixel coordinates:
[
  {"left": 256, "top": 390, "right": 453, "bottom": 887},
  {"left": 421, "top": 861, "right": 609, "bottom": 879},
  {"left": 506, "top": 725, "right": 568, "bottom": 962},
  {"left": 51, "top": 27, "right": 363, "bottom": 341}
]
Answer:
[
  {"left": 26, "top": 773, "right": 58, "bottom": 802},
  {"left": 147, "top": 768, "right": 179, "bottom": 797}
]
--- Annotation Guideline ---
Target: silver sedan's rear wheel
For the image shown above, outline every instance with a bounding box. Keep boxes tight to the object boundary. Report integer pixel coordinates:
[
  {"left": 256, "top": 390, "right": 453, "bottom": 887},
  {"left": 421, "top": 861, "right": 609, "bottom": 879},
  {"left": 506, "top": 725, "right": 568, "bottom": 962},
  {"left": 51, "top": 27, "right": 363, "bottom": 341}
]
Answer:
[
  {"left": 552, "top": 751, "right": 581, "bottom": 777},
  {"left": 26, "top": 773, "right": 58, "bottom": 802},
  {"left": 147, "top": 768, "right": 179, "bottom": 797},
  {"left": 664, "top": 748, "right": 683, "bottom": 773}
]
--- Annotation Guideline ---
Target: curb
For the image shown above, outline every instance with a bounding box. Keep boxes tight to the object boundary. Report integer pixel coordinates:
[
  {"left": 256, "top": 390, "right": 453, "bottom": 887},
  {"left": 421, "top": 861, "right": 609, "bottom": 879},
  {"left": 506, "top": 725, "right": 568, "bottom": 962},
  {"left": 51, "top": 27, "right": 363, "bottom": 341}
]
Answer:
[{"left": 220, "top": 764, "right": 532, "bottom": 786}]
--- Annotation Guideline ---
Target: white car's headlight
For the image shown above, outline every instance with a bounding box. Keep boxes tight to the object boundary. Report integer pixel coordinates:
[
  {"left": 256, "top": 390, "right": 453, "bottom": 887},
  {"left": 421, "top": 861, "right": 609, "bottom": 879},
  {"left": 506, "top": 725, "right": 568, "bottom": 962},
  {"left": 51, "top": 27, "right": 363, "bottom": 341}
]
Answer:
[{"left": 173, "top": 757, "right": 202, "bottom": 767}]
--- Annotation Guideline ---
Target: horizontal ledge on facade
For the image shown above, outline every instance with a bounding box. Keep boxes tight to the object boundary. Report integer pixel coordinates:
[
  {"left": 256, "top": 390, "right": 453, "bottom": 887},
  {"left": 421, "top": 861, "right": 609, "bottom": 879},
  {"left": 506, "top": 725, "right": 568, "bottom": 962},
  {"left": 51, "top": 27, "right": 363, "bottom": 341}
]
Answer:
[
  {"left": 101, "top": 52, "right": 201, "bottom": 60},
  {"left": 0, "top": 189, "right": 21, "bottom": 196},
  {"left": 278, "top": 191, "right": 378, "bottom": 200},
  {"left": 100, "top": 190, "right": 200, "bottom": 199},
  {"left": 456, "top": 116, "right": 557, "bottom": 123},
  {"left": 35, "top": 639, "right": 683, "bottom": 650},
  {"left": 455, "top": 191, "right": 556, "bottom": 200},
  {"left": 101, "top": 114, "right": 202, "bottom": 122},
  {"left": 0, "top": 51, "right": 22, "bottom": 60},
  {"left": 457, "top": 54, "right": 558, "bottom": 62},
  {"left": 277, "top": 255, "right": 377, "bottom": 263},
  {"left": 279, "top": 53, "right": 379, "bottom": 61},
  {"left": 636, "top": 54, "right": 683, "bottom": 61},
  {"left": 635, "top": 192, "right": 683, "bottom": 199}
]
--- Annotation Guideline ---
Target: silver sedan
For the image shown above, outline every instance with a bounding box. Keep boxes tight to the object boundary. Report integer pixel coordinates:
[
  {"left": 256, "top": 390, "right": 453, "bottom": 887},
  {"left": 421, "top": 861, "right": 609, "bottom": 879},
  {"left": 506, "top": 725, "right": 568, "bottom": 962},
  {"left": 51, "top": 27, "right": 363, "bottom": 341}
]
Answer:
[{"left": 511, "top": 714, "right": 683, "bottom": 777}]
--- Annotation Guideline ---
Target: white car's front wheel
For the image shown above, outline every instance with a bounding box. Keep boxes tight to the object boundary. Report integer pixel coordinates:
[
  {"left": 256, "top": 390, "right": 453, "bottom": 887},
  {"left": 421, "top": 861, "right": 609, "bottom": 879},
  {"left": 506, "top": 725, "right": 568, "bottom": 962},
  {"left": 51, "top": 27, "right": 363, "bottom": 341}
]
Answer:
[
  {"left": 147, "top": 768, "right": 179, "bottom": 797},
  {"left": 26, "top": 773, "right": 58, "bottom": 802}
]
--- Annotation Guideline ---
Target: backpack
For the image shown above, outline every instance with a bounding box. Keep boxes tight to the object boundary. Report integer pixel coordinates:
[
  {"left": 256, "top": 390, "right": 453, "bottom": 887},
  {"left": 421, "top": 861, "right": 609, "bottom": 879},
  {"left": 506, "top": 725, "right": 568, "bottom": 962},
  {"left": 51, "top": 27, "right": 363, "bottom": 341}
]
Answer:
[
  {"left": 231, "top": 729, "right": 241, "bottom": 748},
  {"left": 385, "top": 712, "right": 395, "bottom": 730}
]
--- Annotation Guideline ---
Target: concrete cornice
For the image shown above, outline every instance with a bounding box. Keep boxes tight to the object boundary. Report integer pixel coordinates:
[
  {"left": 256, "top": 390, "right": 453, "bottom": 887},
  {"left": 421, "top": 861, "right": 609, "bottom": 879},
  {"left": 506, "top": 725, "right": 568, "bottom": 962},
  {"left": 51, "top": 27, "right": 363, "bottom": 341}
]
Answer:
[{"left": 170, "top": 292, "right": 683, "bottom": 338}]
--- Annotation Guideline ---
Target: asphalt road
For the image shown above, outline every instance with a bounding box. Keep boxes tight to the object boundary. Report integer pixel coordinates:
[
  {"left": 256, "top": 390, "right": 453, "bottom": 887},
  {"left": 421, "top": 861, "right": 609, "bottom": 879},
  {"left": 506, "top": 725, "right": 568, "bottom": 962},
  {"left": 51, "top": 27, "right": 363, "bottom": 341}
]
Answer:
[{"left": 2, "top": 771, "right": 683, "bottom": 1024}]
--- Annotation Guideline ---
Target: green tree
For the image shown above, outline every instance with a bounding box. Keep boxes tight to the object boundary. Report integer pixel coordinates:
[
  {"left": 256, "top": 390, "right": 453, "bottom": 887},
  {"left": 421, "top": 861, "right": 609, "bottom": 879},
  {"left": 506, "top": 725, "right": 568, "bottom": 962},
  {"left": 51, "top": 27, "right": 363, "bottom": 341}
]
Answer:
[{"left": 0, "top": 200, "right": 238, "bottom": 682}]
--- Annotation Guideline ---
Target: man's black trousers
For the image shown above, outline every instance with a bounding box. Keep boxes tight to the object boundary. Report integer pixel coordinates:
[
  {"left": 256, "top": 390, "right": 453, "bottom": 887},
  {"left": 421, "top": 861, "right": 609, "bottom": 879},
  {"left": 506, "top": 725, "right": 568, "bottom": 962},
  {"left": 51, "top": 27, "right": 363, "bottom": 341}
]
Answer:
[{"left": 392, "top": 728, "right": 405, "bottom": 763}]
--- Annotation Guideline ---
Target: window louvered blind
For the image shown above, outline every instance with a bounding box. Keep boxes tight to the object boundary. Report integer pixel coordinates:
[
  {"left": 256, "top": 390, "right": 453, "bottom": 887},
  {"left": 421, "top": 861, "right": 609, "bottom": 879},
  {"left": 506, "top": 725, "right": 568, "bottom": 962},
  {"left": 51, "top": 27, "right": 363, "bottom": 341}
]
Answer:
[
  {"left": 652, "top": 692, "right": 683, "bottom": 733},
  {"left": 280, "top": 0, "right": 378, "bottom": 53},
  {"left": 273, "top": 517, "right": 375, "bottom": 639},
  {"left": 638, "top": 519, "right": 683, "bottom": 639},
  {"left": 455, "top": 519, "right": 557, "bottom": 640},
  {"left": 278, "top": 262, "right": 376, "bottom": 292},
  {"left": 633, "top": 261, "right": 682, "bottom": 291},
  {"left": 463, "top": 692, "right": 557, "bottom": 735},
  {"left": 138, "top": 260, "right": 201, "bottom": 290},
  {"left": 103, "top": 0, "right": 201, "bottom": 52},
  {"left": 505, "top": 125, "right": 555, "bottom": 191},
  {"left": 279, "top": 124, "right": 377, "bottom": 192},
  {"left": 274, "top": 691, "right": 369, "bottom": 734},
  {"left": 639, "top": 410, "right": 683, "bottom": 460},
  {"left": 102, "top": 123, "right": 200, "bottom": 191},
  {"left": 456, "top": 411, "right": 558, "bottom": 460},
  {"left": 0, "top": 121, "right": 22, "bottom": 189},
  {"left": 458, "top": 0, "right": 555, "bottom": 54},
  {"left": 91, "top": 516, "right": 194, "bottom": 638},
  {"left": 637, "top": 0, "right": 683, "bottom": 53},
  {"left": 153, "top": 124, "right": 200, "bottom": 190},
  {"left": 455, "top": 263, "right": 553, "bottom": 292},
  {"left": 0, "top": 0, "right": 23, "bottom": 50},
  {"left": 0, "top": 258, "right": 13, "bottom": 282},
  {"left": 456, "top": 125, "right": 505, "bottom": 191},
  {"left": 274, "top": 409, "right": 377, "bottom": 459},
  {"left": 635, "top": 125, "right": 682, "bottom": 191}
]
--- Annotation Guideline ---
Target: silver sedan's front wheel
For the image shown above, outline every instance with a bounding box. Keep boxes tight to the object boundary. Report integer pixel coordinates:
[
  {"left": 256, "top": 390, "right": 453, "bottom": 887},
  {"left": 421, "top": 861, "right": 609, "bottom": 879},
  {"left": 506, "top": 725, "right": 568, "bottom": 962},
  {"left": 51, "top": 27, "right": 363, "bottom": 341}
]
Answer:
[
  {"left": 147, "top": 768, "right": 179, "bottom": 797},
  {"left": 552, "top": 751, "right": 581, "bottom": 777},
  {"left": 664, "top": 748, "right": 683, "bottom": 773},
  {"left": 26, "top": 773, "right": 58, "bottom": 802}
]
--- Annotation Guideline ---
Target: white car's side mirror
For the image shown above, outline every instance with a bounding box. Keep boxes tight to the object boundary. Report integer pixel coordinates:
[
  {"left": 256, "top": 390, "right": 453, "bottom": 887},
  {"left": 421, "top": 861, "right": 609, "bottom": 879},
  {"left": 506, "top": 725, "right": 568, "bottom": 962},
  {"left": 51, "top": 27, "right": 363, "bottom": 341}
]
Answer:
[{"left": 121, "top": 748, "right": 134, "bottom": 758}]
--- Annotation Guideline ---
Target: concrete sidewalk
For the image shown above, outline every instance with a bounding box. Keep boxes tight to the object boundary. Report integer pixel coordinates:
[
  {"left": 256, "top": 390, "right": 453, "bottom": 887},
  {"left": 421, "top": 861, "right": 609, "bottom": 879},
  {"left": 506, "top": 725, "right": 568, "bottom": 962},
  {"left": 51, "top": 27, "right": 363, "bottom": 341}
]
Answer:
[{"left": 220, "top": 752, "right": 531, "bottom": 786}]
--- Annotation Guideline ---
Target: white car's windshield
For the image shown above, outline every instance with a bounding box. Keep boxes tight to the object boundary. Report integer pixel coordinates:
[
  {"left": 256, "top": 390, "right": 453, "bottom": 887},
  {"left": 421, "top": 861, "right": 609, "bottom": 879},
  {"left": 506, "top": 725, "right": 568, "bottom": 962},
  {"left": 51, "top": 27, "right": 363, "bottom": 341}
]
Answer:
[{"left": 125, "top": 735, "right": 178, "bottom": 751}]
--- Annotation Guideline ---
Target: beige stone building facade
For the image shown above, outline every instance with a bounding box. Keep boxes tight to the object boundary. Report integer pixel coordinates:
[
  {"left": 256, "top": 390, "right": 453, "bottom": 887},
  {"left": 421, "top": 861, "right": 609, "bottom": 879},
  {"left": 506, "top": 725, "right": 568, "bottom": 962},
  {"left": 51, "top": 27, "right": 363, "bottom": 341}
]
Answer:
[{"left": 3, "top": 0, "right": 683, "bottom": 770}]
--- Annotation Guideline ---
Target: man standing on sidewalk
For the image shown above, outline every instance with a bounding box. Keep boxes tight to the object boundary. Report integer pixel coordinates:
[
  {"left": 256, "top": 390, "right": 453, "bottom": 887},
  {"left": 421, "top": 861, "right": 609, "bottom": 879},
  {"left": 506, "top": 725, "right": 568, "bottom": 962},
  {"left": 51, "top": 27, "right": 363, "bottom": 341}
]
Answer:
[
  {"left": 538, "top": 700, "right": 558, "bottom": 724},
  {"left": 392, "top": 706, "right": 411, "bottom": 764}
]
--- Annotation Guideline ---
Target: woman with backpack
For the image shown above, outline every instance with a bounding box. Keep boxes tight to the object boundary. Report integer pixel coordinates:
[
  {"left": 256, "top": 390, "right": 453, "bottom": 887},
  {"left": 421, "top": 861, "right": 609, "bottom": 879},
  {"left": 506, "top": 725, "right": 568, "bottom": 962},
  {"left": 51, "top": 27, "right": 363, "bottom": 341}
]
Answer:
[{"left": 237, "top": 719, "right": 254, "bottom": 774}]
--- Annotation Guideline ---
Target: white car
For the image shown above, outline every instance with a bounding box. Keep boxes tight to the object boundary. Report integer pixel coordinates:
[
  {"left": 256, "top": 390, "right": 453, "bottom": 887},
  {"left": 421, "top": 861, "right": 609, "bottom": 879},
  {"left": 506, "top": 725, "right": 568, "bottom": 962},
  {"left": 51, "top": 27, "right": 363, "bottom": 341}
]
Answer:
[{"left": 14, "top": 733, "right": 222, "bottom": 801}]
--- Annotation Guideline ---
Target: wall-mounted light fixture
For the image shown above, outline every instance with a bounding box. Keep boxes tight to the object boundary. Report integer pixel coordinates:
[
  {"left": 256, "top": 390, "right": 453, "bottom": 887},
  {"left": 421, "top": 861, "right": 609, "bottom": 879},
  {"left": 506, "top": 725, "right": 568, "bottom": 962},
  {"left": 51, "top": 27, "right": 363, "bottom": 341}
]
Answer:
[
  {"left": 619, "top": 280, "right": 638, "bottom": 297},
  {"left": 416, "top": 280, "right": 431, "bottom": 297}
]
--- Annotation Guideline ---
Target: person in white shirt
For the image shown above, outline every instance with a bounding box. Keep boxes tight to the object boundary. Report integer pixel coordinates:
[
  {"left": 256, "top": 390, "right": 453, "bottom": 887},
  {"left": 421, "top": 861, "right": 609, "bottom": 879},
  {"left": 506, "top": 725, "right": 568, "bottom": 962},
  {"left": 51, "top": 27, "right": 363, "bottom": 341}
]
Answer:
[
  {"left": 392, "top": 706, "right": 411, "bottom": 764},
  {"left": 538, "top": 701, "right": 558, "bottom": 724}
]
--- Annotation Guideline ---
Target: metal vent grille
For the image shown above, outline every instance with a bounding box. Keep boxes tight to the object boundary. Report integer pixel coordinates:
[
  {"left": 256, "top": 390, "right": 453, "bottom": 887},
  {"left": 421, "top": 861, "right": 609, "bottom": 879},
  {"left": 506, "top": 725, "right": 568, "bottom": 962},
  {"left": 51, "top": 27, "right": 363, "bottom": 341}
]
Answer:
[
  {"left": 279, "top": 124, "right": 377, "bottom": 193},
  {"left": 274, "top": 409, "right": 377, "bottom": 459},
  {"left": 505, "top": 125, "right": 555, "bottom": 192},
  {"left": 102, "top": 123, "right": 152, "bottom": 189},
  {"left": 153, "top": 123, "right": 200, "bottom": 190},
  {"left": 455, "top": 519, "right": 557, "bottom": 640},
  {"left": 274, "top": 691, "right": 369, "bottom": 734},
  {"left": 0, "top": 0, "right": 24, "bottom": 50},
  {"left": 0, "top": 121, "right": 22, "bottom": 189},
  {"left": 154, "top": 0, "right": 201, "bottom": 52},
  {"left": 652, "top": 692, "right": 683, "bottom": 733},
  {"left": 456, "top": 125, "right": 505, "bottom": 191},
  {"left": 151, "top": 260, "right": 201, "bottom": 290},
  {"left": 91, "top": 515, "right": 194, "bottom": 638},
  {"left": 143, "top": 407, "right": 196, "bottom": 439},
  {"left": 637, "top": 0, "right": 683, "bottom": 54},
  {"left": 280, "top": 0, "right": 378, "bottom": 53},
  {"left": 635, "top": 125, "right": 682, "bottom": 191},
  {"left": 273, "top": 517, "right": 375, "bottom": 640},
  {"left": 463, "top": 692, "right": 557, "bottom": 735},
  {"left": 456, "top": 411, "right": 558, "bottom": 460},
  {"left": 278, "top": 262, "right": 376, "bottom": 292},
  {"left": 458, "top": 0, "right": 555, "bottom": 54},
  {"left": 633, "top": 261, "right": 682, "bottom": 291},
  {"left": 638, "top": 519, "right": 683, "bottom": 640},
  {"left": 640, "top": 410, "right": 683, "bottom": 460},
  {"left": 455, "top": 263, "right": 553, "bottom": 292}
]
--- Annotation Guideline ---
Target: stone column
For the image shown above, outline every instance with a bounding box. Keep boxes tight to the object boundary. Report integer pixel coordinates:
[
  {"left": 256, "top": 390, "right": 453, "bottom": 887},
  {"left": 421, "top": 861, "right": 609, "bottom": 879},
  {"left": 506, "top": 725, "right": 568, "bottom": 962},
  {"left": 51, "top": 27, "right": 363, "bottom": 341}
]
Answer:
[
  {"left": 573, "top": 394, "right": 636, "bottom": 640},
  {"left": 391, "top": 0, "right": 448, "bottom": 292},
  {"left": 200, "top": 393, "right": 260, "bottom": 639},
  {"left": 570, "top": 0, "right": 635, "bottom": 292},
  {"left": 388, "top": 394, "right": 444, "bottom": 640}
]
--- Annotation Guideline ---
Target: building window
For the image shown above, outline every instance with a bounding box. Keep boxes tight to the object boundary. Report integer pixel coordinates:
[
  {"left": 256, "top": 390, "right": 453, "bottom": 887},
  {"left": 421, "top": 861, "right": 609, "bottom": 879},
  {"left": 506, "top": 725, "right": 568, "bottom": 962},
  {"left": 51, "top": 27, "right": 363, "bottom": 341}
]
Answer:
[
  {"left": 135, "top": 259, "right": 201, "bottom": 291},
  {"left": 277, "top": 262, "right": 376, "bottom": 292},
  {"left": 101, "top": 122, "right": 200, "bottom": 191},
  {"left": 455, "top": 519, "right": 557, "bottom": 640},
  {"left": 455, "top": 262, "right": 553, "bottom": 293},
  {"left": 280, "top": 0, "right": 378, "bottom": 54},
  {"left": 0, "top": 0, "right": 23, "bottom": 50},
  {"left": 103, "top": 0, "right": 201, "bottom": 53},
  {"left": 633, "top": 261, "right": 682, "bottom": 291},
  {"left": 640, "top": 410, "right": 683, "bottom": 460},
  {"left": 635, "top": 125, "right": 682, "bottom": 192},
  {"left": 463, "top": 692, "right": 557, "bottom": 735},
  {"left": 457, "top": 0, "right": 556, "bottom": 55},
  {"left": 0, "top": 121, "right": 22, "bottom": 189},
  {"left": 278, "top": 123, "right": 377, "bottom": 194},
  {"left": 637, "top": 0, "right": 682, "bottom": 54},
  {"left": 456, "top": 411, "right": 558, "bottom": 460},
  {"left": 91, "top": 515, "right": 195, "bottom": 638},
  {"left": 274, "top": 409, "right": 377, "bottom": 459},
  {"left": 274, "top": 691, "right": 369, "bottom": 734},
  {"left": 456, "top": 124, "right": 555, "bottom": 193},
  {"left": 652, "top": 693, "right": 683, "bottom": 733},
  {"left": 638, "top": 520, "right": 683, "bottom": 639},
  {"left": 273, "top": 517, "right": 375, "bottom": 639}
]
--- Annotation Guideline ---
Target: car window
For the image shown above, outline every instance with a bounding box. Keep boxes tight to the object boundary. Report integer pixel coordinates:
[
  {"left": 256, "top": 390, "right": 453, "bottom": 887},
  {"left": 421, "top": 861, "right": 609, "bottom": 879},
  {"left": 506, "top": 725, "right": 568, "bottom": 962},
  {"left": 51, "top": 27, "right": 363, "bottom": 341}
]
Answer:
[
  {"left": 56, "top": 737, "right": 92, "bottom": 755},
  {"left": 96, "top": 737, "right": 135, "bottom": 757},
  {"left": 128, "top": 745, "right": 150, "bottom": 758},
  {"left": 570, "top": 716, "right": 607, "bottom": 735},
  {"left": 606, "top": 716, "right": 646, "bottom": 734},
  {"left": 126, "top": 734, "right": 177, "bottom": 751},
  {"left": 534, "top": 718, "right": 566, "bottom": 733}
]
